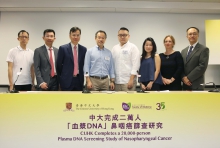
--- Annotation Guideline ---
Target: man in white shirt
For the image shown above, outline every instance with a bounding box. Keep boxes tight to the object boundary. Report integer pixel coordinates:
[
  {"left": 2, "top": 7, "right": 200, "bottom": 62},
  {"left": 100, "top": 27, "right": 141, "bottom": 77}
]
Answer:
[
  {"left": 6, "top": 30, "right": 35, "bottom": 91},
  {"left": 111, "top": 27, "right": 140, "bottom": 91}
]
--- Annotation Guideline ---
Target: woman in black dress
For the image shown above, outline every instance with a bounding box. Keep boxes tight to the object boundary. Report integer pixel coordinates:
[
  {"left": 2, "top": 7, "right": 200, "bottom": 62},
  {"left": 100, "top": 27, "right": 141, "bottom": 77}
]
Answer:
[{"left": 159, "top": 35, "right": 184, "bottom": 90}]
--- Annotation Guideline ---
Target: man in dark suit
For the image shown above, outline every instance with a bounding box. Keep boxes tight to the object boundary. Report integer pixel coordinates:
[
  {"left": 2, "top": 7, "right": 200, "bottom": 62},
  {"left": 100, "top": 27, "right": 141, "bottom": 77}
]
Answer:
[
  {"left": 57, "top": 27, "right": 87, "bottom": 91},
  {"left": 34, "top": 29, "right": 59, "bottom": 91},
  {"left": 181, "top": 27, "right": 209, "bottom": 90}
]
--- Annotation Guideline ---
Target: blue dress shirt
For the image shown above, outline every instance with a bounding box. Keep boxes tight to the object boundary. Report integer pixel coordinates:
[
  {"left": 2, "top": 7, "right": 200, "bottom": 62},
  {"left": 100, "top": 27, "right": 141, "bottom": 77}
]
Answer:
[{"left": 84, "top": 46, "right": 115, "bottom": 78}]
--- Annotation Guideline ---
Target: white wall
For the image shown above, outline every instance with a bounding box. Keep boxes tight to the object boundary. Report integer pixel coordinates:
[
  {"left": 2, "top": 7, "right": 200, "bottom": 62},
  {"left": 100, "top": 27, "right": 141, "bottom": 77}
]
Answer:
[{"left": 0, "top": 12, "right": 219, "bottom": 85}]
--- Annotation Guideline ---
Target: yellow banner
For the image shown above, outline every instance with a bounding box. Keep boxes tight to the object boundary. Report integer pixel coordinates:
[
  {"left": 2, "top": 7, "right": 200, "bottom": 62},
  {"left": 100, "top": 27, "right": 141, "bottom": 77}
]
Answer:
[{"left": 0, "top": 92, "right": 220, "bottom": 148}]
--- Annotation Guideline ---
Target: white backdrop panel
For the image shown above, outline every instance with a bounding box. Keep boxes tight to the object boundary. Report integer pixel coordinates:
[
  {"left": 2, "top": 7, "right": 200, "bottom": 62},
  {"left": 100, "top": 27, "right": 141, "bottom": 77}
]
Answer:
[{"left": 0, "top": 12, "right": 219, "bottom": 85}]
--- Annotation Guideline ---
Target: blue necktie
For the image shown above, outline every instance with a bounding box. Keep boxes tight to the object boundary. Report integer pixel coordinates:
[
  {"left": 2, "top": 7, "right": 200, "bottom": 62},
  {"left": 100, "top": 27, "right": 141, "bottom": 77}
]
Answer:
[{"left": 186, "top": 46, "right": 193, "bottom": 61}]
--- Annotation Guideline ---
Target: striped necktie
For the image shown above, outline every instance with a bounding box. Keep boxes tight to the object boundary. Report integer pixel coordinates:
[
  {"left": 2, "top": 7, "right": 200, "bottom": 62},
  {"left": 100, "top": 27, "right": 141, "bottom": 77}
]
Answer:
[{"left": 186, "top": 46, "right": 193, "bottom": 61}]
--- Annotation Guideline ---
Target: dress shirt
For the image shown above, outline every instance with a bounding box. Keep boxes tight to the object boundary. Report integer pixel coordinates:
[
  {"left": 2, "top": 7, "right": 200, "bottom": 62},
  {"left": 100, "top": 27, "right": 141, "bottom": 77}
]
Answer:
[
  {"left": 84, "top": 45, "right": 115, "bottom": 78},
  {"left": 6, "top": 46, "right": 34, "bottom": 85},
  {"left": 45, "top": 44, "right": 57, "bottom": 75},
  {"left": 71, "top": 43, "right": 79, "bottom": 73},
  {"left": 111, "top": 41, "right": 140, "bottom": 84},
  {"left": 187, "top": 41, "right": 198, "bottom": 53}
]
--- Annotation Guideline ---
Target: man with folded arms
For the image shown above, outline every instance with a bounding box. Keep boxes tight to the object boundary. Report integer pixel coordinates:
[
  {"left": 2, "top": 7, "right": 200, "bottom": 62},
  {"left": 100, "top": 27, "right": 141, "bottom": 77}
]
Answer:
[{"left": 84, "top": 30, "right": 115, "bottom": 91}]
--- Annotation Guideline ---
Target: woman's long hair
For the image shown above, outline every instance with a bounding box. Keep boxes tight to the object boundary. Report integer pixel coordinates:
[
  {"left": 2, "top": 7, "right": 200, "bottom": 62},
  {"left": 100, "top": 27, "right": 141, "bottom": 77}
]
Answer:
[{"left": 141, "top": 37, "right": 157, "bottom": 62}]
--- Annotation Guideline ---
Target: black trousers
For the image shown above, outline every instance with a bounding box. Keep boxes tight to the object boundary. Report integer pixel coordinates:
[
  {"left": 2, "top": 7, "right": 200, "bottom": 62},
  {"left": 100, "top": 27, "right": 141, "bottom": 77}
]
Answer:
[{"left": 15, "top": 84, "right": 32, "bottom": 91}]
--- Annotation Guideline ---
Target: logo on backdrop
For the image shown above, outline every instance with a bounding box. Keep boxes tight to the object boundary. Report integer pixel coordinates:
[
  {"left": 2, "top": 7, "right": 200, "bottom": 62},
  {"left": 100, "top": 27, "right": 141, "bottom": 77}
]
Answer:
[
  {"left": 63, "top": 102, "right": 74, "bottom": 112},
  {"left": 122, "top": 102, "right": 131, "bottom": 111}
]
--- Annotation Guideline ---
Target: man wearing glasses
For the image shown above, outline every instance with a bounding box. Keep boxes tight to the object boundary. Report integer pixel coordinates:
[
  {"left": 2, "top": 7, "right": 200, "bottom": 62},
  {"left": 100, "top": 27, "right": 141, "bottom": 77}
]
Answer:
[
  {"left": 6, "top": 30, "right": 35, "bottom": 91},
  {"left": 181, "top": 27, "right": 209, "bottom": 90},
  {"left": 57, "top": 27, "right": 87, "bottom": 91},
  {"left": 111, "top": 27, "right": 140, "bottom": 91},
  {"left": 34, "top": 29, "right": 59, "bottom": 91}
]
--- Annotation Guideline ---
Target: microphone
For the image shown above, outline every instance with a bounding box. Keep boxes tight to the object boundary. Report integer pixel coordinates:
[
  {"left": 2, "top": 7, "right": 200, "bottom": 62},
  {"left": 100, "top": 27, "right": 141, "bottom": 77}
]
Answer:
[
  {"left": 136, "top": 70, "right": 145, "bottom": 93},
  {"left": 10, "top": 68, "right": 22, "bottom": 93},
  {"left": 82, "top": 72, "right": 91, "bottom": 94},
  {"left": 200, "top": 82, "right": 219, "bottom": 92}
]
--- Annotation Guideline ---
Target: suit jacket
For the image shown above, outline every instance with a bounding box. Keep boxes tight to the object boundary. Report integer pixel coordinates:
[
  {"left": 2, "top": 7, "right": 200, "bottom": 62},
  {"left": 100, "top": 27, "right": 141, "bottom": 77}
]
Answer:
[
  {"left": 57, "top": 43, "right": 87, "bottom": 89},
  {"left": 34, "top": 45, "right": 58, "bottom": 86},
  {"left": 181, "top": 43, "right": 209, "bottom": 90}
]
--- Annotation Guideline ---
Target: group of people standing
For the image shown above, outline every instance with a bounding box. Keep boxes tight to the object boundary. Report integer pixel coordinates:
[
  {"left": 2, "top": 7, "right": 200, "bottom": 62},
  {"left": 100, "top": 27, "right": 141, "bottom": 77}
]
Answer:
[{"left": 6, "top": 26, "right": 209, "bottom": 92}]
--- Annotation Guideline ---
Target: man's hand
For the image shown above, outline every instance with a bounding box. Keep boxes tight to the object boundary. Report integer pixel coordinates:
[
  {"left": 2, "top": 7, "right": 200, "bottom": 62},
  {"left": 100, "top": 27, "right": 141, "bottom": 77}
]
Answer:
[
  {"left": 110, "top": 82, "right": 115, "bottom": 90},
  {"left": 182, "top": 76, "right": 192, "bottom": 86},
  {"left": 127, "top": 79, "right": 134, "bottom": 89},
  {"left": 87, "top": 81, "right": 93, "bottom": 90},
  {"left": 31, "top": 85, "right": 36, "bottom": 91},
  {"left": 40, "top": 82, "right": 48, "bottom": 90},
  {"left": 9, "top": 85, "right": 13, "bottom": 91}
]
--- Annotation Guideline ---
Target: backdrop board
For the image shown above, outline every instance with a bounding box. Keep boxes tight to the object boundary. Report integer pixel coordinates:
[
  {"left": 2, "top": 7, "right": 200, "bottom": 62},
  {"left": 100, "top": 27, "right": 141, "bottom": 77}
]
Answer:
[
  {"left": 1, "top": 12, "right": 220, "bottom": 85},
  {"left": 0, "top": 91, "right": 220, "bottom": 148},
  {"left": 205, "top": 20, "right": 220, "bottom": 65}
]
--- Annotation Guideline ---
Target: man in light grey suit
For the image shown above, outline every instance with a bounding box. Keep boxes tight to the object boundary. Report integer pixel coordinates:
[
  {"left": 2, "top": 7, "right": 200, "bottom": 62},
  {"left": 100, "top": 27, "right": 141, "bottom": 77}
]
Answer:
[
  {"left": 181, "top": 27, "right": 209, "bottom": 90},
  {"left": 34, "top": 29, "right": 59, "bottom": 91}
]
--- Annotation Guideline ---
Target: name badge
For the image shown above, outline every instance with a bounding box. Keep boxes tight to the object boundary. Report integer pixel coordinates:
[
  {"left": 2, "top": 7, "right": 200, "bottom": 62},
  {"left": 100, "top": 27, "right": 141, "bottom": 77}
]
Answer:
[
  {"left": 122, "top": 50, "right": 128, "bottom": 54},
  {"left": 105, "top": 56, "right": 110, "bottom": 61}
]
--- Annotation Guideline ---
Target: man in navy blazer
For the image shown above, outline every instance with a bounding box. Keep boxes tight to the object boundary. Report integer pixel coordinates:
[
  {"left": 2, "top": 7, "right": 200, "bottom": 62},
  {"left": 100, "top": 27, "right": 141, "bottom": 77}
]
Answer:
[{"left": 57, "top": 27, "right": 87, "bottom": 91}]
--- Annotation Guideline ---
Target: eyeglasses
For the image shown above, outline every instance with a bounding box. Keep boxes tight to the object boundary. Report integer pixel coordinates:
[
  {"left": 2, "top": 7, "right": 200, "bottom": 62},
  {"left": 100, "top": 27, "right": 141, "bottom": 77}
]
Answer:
[
  {"left": 118, "top": 34, "right": 128, "bottom": 38},
  {"left": 19, "top": 36, "right": 29, "bottom": 39}
]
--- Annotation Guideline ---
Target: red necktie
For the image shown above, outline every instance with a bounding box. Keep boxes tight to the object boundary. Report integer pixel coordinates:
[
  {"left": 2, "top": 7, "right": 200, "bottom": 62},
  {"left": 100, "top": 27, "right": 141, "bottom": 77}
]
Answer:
[
  {"left": 73, "top": 45, "right": 78, "bottom": 76},
  {"left": 49, "top": 48, "right": 55, "bottom": 77}
]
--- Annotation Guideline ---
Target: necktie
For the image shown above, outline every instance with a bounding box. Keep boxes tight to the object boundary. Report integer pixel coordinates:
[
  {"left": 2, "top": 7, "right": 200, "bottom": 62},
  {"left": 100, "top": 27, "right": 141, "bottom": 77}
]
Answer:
[
  {"left": 73, "top": 45, "right": 78, "bottom": 76},
  {"left": 49, "top": 48, "right": 55, "bottom": 77},
  {"left": 186, "top": 46, "right": 193, "bottom": 61}
]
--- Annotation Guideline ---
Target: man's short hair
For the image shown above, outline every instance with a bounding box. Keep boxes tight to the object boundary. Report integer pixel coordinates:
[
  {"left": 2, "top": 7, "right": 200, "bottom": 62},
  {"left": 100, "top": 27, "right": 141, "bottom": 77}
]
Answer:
[
  {"left": 69, "top": 27, "right": 81, "bottom": 34},
  {"left": 95, "top": 30, "right": 107, "bottom": 38},
  {"left": 43, "top": 29, "right": 55, "bottom": 37},
  {"left": 119, "top": 27, "right": 129, "bottom": 32},
  {"left": 18, "top": 30, "right": 29, "bottom": 37},
  {"left": 186, "top": 27, "right": 199, "bottom": 33}
]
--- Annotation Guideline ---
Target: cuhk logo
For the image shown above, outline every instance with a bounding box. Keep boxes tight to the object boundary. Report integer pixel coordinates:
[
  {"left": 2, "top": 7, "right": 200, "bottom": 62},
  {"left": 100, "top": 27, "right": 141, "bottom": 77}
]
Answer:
[{"left": 122, "top": 102, "right": 131, "bottom": 111}]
